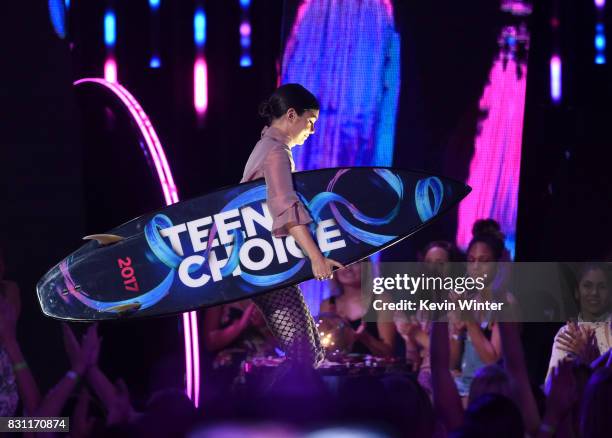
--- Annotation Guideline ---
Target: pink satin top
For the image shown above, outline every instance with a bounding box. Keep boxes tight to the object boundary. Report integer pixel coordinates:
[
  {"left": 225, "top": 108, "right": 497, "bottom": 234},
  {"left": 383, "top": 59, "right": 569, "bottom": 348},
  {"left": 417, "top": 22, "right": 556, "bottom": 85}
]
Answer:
[{"left": 241, "top": 126, "right": 313, "bottom": 237}]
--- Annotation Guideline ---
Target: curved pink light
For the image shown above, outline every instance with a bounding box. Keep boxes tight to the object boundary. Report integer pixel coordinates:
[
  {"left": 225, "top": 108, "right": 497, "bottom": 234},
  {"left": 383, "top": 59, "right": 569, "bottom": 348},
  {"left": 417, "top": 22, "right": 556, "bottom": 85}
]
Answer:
[{"left": 74, "top": 78, "right": 200, "bottom": 407}]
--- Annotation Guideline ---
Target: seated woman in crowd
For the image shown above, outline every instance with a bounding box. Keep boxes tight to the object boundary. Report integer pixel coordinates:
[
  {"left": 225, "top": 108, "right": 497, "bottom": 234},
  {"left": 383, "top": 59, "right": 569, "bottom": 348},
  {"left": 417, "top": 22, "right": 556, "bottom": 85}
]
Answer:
[
  {"left": 451, "top": 227, "right": 516, "bottom": 399},
  {"left": 546, "top": 262, "right": 612, "bottom": 381},
  {"left": 202, "top": 299, "right": 279, "bottom": 368},
  {"left": 0, "top": 246, "right": 40, "bottom": 417},
  {"left": 394, "top": 240, "right": 463, "bottom": 396},
  {"left": 319, "top": 262, "right": 396, "bottom": 357}
]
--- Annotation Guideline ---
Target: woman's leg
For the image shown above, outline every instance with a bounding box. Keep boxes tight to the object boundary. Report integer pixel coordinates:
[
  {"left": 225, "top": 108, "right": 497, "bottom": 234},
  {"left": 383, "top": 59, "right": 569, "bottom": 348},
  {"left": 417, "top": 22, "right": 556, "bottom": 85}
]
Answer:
[{"left": 253, "top": 285, "right": 324, "bottom": 367}]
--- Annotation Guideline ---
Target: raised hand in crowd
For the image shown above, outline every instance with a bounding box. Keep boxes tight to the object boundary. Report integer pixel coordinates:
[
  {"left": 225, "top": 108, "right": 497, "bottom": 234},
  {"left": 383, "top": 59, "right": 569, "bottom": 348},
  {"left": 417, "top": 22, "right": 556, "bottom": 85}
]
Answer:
[
  {"left": 71, "top": 387, "right": 97, "bottom": 438},
  {"left": 538, "top": 359, "right": 577, "bottom": 437},
  {"left": 35, "top": 323, "right": 100, "bottom": 417},
  {"left": 430, "top": 320, "right": 464, "bottom": 432},
  {"left": 202, "top": 301, "right": 258, "bottom": 352},
  {"left": 63, "top": 323, "right": 100, "bottom": 375},
  {"left": 105, "top": 377, "right": 139, "bottom": 427},
  {"left": 73, "top": 324, "right": 141, "bottom": 427},
  {"left": 0, "top": 294, "right": 41, "bottom": 415},
  {"left": 498, "top": 322, "right": 540, "bottom": 436}
]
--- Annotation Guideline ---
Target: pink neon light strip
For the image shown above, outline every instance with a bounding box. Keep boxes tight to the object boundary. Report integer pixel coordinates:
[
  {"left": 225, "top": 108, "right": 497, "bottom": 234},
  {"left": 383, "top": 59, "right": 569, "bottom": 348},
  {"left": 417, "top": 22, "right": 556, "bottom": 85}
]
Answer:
[
  {"left": 183, "top": 313, "right": 193, "bottom": 401},
  {"left": 550, "top": 55, "right": 562, "bottom": 103},
  {"left": 595, "top": 0, "right": 605, "bottom": 9},
  {"left": 190, "top": 310, "right": 200, "bottom": 407},
  {"left": 73, "top": 78, "right": 200, "bottom": 406},
  {"left": 194, "top": 58, "right": 208, "bottom": 114},
  {"left": 456, "top": 52, "right": 528, "bottom": 257}
]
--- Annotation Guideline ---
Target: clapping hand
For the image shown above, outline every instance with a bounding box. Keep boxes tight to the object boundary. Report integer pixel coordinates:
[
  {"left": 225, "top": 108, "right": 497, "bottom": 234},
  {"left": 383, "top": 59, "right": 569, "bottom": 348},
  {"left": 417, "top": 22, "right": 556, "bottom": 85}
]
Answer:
[
  {"left": 62, "top": 323, "right": 101, "bottom": 375},
  {"left": 557, "top": 322, "right": 600, "bottom": 364},
  {"left": 82, "top": 324, "right": 102, "bottom": 369},
  {"left": 395, "top": 314, "right": 425, "bottom": 342}
]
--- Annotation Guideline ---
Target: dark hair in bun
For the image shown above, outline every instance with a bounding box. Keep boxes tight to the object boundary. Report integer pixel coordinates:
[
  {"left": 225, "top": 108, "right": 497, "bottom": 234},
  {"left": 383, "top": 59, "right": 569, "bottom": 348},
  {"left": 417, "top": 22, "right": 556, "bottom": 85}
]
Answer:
[
  {"left": 258, "top": 83, "right": 319, "bottom": 124},
  {"left": 468, "top": 219, "right": 506, "bottom": 261},
  {"left": 472, "top": 219, "right": 504, "bottom": 239}
]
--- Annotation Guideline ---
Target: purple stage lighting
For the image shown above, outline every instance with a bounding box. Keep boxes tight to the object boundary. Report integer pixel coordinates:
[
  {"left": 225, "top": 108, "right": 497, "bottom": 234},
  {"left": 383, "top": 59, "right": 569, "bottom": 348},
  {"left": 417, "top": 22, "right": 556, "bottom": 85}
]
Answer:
[{"left": 457, "top": 26, "right": 530, "bottom": 259}]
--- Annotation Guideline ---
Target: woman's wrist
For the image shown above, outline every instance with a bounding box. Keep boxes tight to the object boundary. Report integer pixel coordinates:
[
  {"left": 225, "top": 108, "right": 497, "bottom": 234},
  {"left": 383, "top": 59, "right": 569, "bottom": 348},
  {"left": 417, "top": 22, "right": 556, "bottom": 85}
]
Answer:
[
  {"left": 309, "top": 251, "right": 324, "bottom": 262},
  {"left": 66, "top": 369, "right": 82, "bottom": 382}
]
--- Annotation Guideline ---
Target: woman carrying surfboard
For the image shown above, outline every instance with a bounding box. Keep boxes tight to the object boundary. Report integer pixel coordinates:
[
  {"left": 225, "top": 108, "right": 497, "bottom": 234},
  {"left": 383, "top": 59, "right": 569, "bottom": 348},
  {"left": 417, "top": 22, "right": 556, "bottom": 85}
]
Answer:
[{"left": 240, "top": 83, "right": 344, "bottom": 367}]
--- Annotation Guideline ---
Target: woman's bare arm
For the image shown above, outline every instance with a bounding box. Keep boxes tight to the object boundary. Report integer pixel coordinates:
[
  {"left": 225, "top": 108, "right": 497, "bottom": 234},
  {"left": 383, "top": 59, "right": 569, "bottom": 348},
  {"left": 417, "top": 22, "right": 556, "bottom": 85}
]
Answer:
[
  {"left": 202, "top": 304, "right": 255, "bottom": 351},
  {"left": 430, "top": 321, "right": 464, "bottom": 431},
  {"left": 288, "top": 224, "right": 343, "bottom": 278},
  {"left": 0, "top": 291, "right": 41, "bottom": 414},
  {"left": 499, "top": 322, "right": 541, "bottom": 435},
  {"left": 355, "top": 321, "right": 395, "bottom": 357},
  {"left": 466, "top": 322, "right": 502, "bottom": 364}
]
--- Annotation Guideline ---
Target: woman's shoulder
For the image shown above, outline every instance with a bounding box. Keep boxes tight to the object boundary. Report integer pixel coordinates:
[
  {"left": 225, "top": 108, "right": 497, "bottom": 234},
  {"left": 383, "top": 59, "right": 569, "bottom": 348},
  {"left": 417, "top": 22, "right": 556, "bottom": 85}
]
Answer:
[
  {"left": 250, "top": 137, "right": 290, "bottom": 165},
  {"left": 242, "top": 139, "right": 287, "bottom": 182},
  {"left": 257, "top": 127, "right": 290, "bottom": 151}
]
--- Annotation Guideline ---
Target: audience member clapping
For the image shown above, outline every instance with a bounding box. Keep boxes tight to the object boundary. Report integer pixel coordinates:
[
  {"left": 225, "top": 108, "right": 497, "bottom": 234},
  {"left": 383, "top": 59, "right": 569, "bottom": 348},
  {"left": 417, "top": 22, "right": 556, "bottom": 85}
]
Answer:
[
  {"left": 0, "top": 290, "right": 41, "bottom": 416},
  {"left": 546, "top": 263, "right": 612, "bottom": 381},
  {"left": 394, "top": 240, "right": 463, "bottom": 395}
]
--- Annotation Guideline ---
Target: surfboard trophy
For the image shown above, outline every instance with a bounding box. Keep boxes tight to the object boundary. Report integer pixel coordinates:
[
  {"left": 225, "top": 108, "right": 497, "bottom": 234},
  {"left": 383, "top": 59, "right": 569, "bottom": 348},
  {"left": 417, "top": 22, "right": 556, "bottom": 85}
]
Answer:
[{"left": 36, "top": 167, "right": 470, "bottom": 321}]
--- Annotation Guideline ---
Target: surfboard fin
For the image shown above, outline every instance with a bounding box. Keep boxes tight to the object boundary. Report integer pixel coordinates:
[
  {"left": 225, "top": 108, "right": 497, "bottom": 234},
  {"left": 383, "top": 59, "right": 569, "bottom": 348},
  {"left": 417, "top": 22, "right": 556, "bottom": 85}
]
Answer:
[
  {"left": 105, "top": 302, "right": 142, "bottom": 315},
  {"left": 83, "top": 234, "right": 125, "bottom": 246}
]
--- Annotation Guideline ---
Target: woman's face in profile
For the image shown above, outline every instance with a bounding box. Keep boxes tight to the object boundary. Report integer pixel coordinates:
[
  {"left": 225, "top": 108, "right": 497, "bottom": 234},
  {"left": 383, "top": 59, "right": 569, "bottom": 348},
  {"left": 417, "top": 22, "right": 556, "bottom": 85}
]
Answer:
[
  {"left": 424, "top": 246, "right": 450, "bottom": 277},
  {"left": 575, "top": 268, "right": 610, "bottom": 318},
  {"left": 289, "top": 109, "right": 319, "bottom": 145},
  {"left": 467, "top": 242, "right": 497, "bottom": 286}
]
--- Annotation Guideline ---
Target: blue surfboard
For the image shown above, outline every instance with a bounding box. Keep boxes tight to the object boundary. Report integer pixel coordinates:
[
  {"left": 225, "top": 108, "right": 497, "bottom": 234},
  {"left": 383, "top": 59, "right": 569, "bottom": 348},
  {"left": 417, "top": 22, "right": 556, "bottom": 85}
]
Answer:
[{"left": 36, "top": 167, "right": 470, "bottom": 321}]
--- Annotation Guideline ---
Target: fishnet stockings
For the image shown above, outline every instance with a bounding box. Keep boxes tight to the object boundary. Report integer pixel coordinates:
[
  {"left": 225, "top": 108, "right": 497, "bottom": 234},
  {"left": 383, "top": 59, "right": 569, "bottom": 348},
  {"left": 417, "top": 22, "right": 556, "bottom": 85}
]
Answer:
[{"left": 253, "top": 285, "right": 324, "bottom": 367}]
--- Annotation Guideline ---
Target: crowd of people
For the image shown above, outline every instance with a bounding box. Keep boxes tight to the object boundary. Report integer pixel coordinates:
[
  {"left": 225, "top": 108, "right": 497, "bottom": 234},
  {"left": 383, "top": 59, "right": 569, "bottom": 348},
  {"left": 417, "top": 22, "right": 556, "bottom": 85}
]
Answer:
[{"left": 1, "top": 219, "right": 611, "bottom": 437}]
